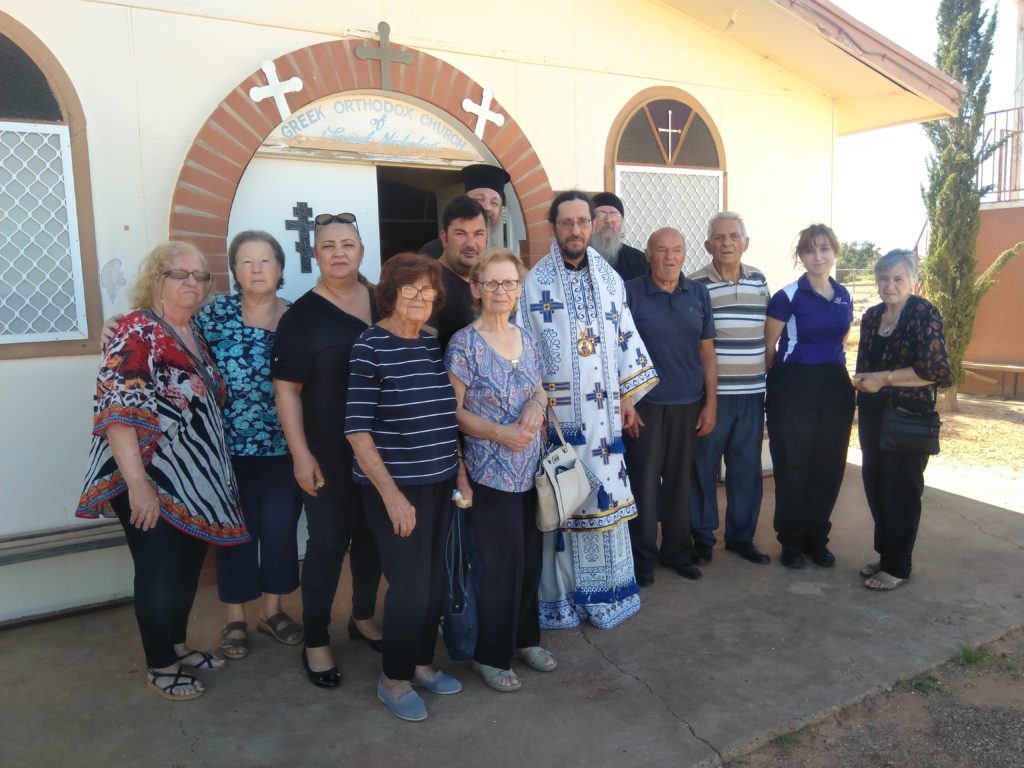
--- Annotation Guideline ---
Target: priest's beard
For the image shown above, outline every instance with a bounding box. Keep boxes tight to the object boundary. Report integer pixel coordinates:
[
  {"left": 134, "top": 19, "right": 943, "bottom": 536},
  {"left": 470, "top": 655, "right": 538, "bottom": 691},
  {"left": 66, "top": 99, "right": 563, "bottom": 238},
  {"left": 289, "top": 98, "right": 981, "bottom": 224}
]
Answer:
[
  {"left": 486, "top": 216, "right": 504, "bottom": 248},
  {"left": 591, "top": 227, "right": 622, "bottom": 265}
]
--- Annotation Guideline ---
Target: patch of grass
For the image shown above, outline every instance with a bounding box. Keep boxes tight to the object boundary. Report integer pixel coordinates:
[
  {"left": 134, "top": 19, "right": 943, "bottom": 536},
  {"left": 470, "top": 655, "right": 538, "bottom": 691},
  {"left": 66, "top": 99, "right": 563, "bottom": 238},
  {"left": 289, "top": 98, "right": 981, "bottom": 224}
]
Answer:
[
  {"left": 870, "top": 749, "right": 886, "bottom": 763},
  {"left": 956, "top": 643, "right": 990, "bottom": 666},
  {"left": 1004, "top": 660, "right": 1021, "bottom": 679},
  {"left": 913, "top": 676, "right": 938, "bottom": 694},
  {"left": 775, "top": 733, "right": 800, "bottom": 752}
]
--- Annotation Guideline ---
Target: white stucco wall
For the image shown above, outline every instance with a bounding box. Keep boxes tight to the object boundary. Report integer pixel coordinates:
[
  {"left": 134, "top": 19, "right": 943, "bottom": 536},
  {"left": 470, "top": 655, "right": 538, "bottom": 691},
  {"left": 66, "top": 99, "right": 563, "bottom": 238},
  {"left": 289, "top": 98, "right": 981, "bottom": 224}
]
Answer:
[{"left": 1, "top": 0, "right": 836, "bottom": 618}]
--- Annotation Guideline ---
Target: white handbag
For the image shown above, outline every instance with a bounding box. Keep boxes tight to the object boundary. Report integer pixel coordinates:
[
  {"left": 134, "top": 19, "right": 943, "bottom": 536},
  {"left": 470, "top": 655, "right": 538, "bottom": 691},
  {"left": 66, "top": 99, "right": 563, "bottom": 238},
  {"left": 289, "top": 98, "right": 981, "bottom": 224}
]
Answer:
[{"left": 535, "top": 407, "right": 592, "bottom": 532}]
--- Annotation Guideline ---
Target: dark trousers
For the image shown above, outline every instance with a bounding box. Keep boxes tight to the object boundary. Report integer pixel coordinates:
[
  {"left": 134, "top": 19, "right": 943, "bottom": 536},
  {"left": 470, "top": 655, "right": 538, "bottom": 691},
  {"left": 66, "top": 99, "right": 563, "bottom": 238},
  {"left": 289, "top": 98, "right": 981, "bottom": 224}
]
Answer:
[
  {"left": 766, "top": 363, "right": 855, "bottom": 550},
  {"left": 858, "top": 395, "right": 929, "bottom": 579},
  {"left": 362, "top": 480, "right": 453, "bottom": 681},
  {"left": 301, "top": 463, "right": 382, "bottom": 649},
  {"left": 625, "top": 399, "right": 701, "bottom": 573},
  {"left": 689, "top": 393, "right": 765, "bottom": 547},
  {"left": 468, "top": 482, "right": 542, "bottom": 669},
  {"left": 110, "top": 493, "right": 208, "bottom": 669},
  {"left": 216, "top": 455, "right": 302, "bottom": 604}
]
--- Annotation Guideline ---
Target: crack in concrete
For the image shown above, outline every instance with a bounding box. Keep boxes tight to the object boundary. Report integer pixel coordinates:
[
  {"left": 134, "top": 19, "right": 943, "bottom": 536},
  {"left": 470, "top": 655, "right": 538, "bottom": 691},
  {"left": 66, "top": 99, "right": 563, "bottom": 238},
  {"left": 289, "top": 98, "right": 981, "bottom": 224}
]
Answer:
[
  {"left": 580, "top": 626, "right": 725, "bottom": 765},
  {"left": 941, "top": 498, "right": 1024, "bottom": 553},
  {"left": 174, "top": 716, "right": 206, "bottom": 767}
]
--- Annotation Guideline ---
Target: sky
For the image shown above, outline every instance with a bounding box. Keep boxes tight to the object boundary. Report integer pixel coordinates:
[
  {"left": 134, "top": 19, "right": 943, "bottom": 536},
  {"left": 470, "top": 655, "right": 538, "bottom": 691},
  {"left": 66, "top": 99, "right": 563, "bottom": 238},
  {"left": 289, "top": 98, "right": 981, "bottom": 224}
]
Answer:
[{"left": 829, "top": 0, "right": 1018, "bottom": 253}]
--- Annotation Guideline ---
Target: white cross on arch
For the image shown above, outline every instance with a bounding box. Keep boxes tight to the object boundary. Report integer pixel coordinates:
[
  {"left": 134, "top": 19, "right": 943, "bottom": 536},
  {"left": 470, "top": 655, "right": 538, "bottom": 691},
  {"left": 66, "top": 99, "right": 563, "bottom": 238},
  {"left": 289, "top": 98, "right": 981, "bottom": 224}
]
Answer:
[
  {"left": 249, "top": 60, "right": 304, "bottom": 121},
  {"left": 657, "top": 109, "right": 683, "bottom": 160},
  {"left": 462, "top": 88, "right": 505, "bottom": 139}
]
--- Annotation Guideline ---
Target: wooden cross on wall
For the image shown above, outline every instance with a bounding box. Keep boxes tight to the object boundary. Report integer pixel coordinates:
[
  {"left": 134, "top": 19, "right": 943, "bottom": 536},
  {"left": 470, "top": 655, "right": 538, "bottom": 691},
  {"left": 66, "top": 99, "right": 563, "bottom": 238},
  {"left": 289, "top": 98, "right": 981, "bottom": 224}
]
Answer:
[{"left": 355, "top": 21, "right": 414, "bottom": 91}]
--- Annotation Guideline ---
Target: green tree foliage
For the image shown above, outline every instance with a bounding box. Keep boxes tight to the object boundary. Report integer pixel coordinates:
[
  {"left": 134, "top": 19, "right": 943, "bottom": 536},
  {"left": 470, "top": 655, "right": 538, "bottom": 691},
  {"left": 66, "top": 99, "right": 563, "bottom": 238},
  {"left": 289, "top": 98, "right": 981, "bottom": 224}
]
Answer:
[
  {"left": 922, "top": 0, "right": 1018, "bottom": 407},
  {"left": 838, "top": 241, "right": 881, "bottom": 271}
]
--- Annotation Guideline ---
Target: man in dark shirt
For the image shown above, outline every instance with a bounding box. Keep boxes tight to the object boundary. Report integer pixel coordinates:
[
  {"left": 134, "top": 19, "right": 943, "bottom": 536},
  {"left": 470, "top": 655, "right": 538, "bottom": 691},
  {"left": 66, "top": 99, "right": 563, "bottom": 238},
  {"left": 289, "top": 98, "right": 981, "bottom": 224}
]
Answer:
[
  {"left": 590, "top": 192, "right": 648, "bottom": 282},
  {"left": 425, "top": 195, "right": 487, "bottom": 350},
  {"left": 420, "top": 164, "right": 511, "bottom": 257}
]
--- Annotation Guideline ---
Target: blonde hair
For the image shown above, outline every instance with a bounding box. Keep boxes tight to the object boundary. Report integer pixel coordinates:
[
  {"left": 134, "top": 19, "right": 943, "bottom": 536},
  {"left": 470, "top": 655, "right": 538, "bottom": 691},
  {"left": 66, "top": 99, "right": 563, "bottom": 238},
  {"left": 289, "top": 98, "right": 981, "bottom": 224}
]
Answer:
[
  {"left": 469, "top": 248, "right": 526, "bottom": 311},
  {"left": 130, "top": 241, "right": 210, "bottom": 310}
]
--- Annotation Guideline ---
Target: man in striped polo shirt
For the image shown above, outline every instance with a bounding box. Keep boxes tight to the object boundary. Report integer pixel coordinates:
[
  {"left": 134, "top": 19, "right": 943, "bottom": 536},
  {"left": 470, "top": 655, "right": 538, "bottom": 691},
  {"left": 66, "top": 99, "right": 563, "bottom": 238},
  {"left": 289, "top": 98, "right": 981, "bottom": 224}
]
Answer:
[{"left": 687, "top": 212, "right": 772, "bottom": 566}]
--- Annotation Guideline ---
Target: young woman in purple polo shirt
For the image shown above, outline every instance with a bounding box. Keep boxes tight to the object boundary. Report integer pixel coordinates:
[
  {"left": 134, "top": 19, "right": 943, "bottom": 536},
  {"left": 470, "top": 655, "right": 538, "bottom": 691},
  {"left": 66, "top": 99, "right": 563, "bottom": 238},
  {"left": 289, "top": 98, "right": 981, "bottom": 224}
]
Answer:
[{"left": 764, "top": 224, "right": 856, "bottom": 570}]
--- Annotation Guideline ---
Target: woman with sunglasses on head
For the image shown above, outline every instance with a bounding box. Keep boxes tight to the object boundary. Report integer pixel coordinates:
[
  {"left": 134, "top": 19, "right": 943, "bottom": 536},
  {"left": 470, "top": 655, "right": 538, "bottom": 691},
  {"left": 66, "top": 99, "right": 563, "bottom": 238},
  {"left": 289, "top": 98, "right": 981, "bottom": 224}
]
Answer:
[
  {"left": 272, "top": 213, "right": 383, "bottom": 689},
  {"left": 77, "top": 242, "right": 248, "bottom": 701},
  {"left": 346, "top": 252, "right": 472, "bottom": 722},
  {"left": 444, "top": 248, "right": 554, "bottom": 693}
]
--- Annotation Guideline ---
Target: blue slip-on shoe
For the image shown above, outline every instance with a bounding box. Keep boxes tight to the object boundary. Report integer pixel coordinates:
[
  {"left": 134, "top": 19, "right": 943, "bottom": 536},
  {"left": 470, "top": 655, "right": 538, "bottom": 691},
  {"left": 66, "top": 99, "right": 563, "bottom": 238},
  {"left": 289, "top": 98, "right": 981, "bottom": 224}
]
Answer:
[
  {"left": 377, "top": 677, "right": 428, "bottom": 722},
  {"left": 410, "top": 669, "right": 462, "bottom": 695}
]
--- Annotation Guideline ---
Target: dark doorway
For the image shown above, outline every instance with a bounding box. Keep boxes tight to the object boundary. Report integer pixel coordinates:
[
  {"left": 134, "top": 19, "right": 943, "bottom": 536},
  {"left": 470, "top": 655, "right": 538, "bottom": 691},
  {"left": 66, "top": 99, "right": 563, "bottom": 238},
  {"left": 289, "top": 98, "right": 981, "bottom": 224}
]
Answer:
[{"left": 377, "top": 165, "right": 463, "bottom": 261}]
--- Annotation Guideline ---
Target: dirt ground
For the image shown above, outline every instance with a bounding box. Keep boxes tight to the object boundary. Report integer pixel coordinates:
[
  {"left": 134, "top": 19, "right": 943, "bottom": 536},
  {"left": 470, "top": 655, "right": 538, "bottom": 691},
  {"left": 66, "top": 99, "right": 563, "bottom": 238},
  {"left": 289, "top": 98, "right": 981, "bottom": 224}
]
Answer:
[{"left": 732, "top": 394, "right": 1024, "bottom": 768}]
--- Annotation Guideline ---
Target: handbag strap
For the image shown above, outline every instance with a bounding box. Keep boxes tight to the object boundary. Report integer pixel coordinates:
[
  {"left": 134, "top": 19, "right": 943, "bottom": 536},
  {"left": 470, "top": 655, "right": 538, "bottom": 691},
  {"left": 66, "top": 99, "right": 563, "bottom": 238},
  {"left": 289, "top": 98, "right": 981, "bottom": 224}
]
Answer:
[{"left": 546, "top": 405, "right": 570, "bottom": 447}]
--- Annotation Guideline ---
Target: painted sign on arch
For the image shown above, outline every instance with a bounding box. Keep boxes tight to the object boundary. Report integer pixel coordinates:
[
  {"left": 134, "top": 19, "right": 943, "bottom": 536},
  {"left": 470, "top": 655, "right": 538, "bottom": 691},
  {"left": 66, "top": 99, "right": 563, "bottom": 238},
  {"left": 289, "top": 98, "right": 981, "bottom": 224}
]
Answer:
[{"left": 264, "top": 93, "right": 483, "bottom": 163}]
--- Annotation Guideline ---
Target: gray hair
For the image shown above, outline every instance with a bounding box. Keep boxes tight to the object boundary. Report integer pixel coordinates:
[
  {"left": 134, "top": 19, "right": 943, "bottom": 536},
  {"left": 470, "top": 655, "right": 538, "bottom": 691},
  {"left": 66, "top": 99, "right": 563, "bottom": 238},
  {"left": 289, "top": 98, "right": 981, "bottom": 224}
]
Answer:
[
  {"left": 706, "top": 211, "right": 748, "bottom": 241},
  {"left": 874, "top": 249, "right": 918, "bottom": 281}
]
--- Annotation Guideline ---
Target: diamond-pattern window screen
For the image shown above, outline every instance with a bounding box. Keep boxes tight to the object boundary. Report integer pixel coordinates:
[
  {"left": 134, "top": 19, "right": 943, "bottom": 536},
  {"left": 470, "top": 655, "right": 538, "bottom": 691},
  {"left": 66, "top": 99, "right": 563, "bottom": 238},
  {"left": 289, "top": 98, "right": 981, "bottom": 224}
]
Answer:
[
  {"left": 615, "top": 165, "right": 723, "bottom": 275},
  {"left": 0, "top": 121, "right": 86, "bottom": 343}
]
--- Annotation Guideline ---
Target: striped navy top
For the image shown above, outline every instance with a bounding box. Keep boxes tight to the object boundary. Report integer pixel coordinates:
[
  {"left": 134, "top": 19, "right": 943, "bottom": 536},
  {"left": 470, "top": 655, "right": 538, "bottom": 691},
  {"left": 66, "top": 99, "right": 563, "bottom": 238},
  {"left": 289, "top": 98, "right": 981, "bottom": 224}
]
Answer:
[{"left": 344, "top": 326, "right": 459, "bottom": 486}]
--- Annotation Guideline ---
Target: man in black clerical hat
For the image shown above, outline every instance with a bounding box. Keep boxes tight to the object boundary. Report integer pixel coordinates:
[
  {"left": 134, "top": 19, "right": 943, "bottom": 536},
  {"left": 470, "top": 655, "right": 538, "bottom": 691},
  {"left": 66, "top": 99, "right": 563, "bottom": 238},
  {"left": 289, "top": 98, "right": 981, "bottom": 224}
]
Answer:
[
  {"left": 590, "top": 192, "right": 648, "bottom": 282},
  {"left": 420, "top": 163, "right": 511, "bottom": 257}
]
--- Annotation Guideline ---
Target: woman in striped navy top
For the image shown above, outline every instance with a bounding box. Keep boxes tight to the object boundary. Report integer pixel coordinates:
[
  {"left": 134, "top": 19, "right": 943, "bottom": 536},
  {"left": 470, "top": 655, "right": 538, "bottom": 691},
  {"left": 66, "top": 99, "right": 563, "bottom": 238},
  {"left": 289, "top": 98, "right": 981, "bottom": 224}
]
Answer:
[{"left": 345, "top": 253, "right": 473, "bottom": 722}]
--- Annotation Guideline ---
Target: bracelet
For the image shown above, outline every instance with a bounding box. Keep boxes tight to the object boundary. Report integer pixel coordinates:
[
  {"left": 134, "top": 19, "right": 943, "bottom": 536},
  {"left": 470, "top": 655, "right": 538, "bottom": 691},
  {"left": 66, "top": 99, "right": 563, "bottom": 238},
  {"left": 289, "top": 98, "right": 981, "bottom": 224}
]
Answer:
[{"left": 887, "top": 371, "right": 893, "bottom": 386}]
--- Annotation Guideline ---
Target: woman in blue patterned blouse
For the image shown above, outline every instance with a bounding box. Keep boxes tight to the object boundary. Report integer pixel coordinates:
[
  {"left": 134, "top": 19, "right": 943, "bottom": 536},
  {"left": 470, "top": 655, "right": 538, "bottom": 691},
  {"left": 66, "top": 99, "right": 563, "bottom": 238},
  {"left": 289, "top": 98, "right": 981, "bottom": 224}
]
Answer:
[
  {"left": 445, "top": 248, "right": 555, "bottom": 692},
  {"left": 199, "top": 231, "right": 304, "bottom": 658}
]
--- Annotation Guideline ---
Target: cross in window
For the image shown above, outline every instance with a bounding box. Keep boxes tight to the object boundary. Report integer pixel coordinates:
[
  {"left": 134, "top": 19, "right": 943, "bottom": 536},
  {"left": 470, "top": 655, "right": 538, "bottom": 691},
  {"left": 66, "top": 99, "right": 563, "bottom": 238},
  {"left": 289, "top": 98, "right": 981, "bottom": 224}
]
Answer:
[
  {"left": 355, "top": 21, "right": 414, "bottom": 91},
  {"left": 657, "top": 109, "right": 683, "bottom": 159}
]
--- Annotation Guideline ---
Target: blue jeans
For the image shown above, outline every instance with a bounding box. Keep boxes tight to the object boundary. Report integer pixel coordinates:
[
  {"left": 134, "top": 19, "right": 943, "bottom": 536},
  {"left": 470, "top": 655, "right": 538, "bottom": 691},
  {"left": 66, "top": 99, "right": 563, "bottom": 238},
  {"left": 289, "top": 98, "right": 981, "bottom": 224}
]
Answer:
[{"left": 689, "top": 392, "right": 764, "bottom": 547}]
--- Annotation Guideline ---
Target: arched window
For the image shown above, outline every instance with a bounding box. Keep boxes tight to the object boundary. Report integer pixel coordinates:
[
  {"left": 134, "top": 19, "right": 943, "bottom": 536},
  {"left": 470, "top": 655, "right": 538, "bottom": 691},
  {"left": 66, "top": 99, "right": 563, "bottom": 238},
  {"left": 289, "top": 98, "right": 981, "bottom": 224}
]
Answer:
[
  {"left": 606, "top": 89, "right": 725, "bottom": 274},
  {"left": 0, "top": 17, "right": 99, "bottom": 358}
]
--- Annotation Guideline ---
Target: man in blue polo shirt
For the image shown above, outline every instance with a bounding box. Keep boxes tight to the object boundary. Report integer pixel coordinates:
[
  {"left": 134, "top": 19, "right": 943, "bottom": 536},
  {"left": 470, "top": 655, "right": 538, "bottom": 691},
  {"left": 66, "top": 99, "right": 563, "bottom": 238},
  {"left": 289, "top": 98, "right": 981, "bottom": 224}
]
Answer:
[{"left": 623, "top": 227, "right": 717, "bottom": 585}]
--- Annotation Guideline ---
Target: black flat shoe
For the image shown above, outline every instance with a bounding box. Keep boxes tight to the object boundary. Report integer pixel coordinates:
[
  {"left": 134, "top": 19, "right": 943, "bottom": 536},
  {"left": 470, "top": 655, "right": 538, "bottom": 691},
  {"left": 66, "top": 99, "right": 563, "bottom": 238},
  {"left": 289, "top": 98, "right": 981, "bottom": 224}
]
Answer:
[
  {"left": 806, "top": 546, "right": 836, "bottom": 568},
  {"left": 780, "top": 547, "right": 806, "bottom": 569},
  {"left": 348, "top": 617, "right": 384, "bottom": 653},
  {"left": 693, "top": 543, "right": 713, "bottom": 566},
  {"left": 635, "top": 571, "right": 655, "bottom": 588},
  {"left": 725, "top": 541, "right": 770, "bottom": 565},
  {"left": 671, "top": 562, "right": 703, "bottom": 581},
  {"left": 302, "top": 648, "right": 341, "bottom": 689}
]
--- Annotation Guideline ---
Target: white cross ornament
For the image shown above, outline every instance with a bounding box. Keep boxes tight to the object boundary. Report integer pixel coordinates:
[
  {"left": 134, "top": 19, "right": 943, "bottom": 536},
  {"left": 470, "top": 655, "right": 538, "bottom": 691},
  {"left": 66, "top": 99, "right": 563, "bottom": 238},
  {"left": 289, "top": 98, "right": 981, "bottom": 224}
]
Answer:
[
  {"left": 249, "top": 60, "right": 303, "bottom": 121},
  {"left": 462, "top": 89, "right": 505, "bottom": 139}
]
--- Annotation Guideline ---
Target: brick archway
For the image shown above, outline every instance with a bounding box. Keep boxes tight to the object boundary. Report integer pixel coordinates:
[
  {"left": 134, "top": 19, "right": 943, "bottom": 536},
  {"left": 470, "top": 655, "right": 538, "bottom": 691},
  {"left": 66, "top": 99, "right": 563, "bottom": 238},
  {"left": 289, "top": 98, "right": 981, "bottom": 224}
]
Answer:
[{"left": 169, "top": 37, "right": 554, "bottom": 286}]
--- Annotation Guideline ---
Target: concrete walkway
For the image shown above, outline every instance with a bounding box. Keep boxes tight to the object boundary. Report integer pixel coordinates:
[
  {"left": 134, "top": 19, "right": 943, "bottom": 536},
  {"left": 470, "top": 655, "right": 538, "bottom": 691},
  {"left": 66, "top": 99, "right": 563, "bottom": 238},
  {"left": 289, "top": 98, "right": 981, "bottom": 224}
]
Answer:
[{"left": 3, "top": 466, "right": 1023, "bottom": 768}]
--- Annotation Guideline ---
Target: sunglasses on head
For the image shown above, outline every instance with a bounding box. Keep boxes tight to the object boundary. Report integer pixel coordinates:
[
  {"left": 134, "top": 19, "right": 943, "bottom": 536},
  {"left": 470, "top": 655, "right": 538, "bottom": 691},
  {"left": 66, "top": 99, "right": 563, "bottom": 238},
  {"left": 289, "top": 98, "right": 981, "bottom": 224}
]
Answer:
[{"left": 314, "top": 212, "right": 358, "bottom": 228}]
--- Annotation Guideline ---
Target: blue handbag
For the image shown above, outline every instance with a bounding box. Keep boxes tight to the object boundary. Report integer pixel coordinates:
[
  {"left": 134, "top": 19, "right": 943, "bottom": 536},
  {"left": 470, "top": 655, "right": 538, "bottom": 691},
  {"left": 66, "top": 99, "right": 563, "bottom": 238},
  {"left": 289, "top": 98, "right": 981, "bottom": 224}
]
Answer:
[{"left": 442, "top": 502, "right": 478, "bottom": 661}]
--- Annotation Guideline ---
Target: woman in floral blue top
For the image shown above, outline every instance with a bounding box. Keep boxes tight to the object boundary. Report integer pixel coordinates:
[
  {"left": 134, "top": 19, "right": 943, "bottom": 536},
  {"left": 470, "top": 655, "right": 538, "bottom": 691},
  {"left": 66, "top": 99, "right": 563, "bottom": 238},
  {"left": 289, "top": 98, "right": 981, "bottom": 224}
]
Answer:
[
  {"left": 197, "top": 231, "right": 304, "bottom": 658},
  {"left": 445, "top": 248, "right": 556, "bottom": 692}
]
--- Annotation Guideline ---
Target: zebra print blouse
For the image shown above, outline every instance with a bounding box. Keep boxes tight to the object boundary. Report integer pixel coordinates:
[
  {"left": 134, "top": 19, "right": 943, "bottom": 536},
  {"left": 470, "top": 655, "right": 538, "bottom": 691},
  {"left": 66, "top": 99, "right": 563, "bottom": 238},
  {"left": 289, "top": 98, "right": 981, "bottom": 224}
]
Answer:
[{"left": 76, "top": 311, "right": 249, "bottom": 546}]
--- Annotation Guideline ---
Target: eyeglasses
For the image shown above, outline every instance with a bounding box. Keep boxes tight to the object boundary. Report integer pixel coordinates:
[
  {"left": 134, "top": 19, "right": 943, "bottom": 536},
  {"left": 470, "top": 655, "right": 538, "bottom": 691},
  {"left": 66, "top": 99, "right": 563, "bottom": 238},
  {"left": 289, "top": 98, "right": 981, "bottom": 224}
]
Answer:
[
  {"left": 314, "top": 212, "right": 358, "bottom": 228},
  {"left": 398, "top": 285, "right": 438, "bottom": 301},
  {"left": 476, "top": 279, "right": 520, "bottom": 293},
  {"left": 555, "top": 218, "right": 592, "bottom": 230},
  {"left": 163, "top": 269, "right": 212, "bottom": 282},
  {"left": 593, "top": 211, "right": 623, "bottom": 222}
]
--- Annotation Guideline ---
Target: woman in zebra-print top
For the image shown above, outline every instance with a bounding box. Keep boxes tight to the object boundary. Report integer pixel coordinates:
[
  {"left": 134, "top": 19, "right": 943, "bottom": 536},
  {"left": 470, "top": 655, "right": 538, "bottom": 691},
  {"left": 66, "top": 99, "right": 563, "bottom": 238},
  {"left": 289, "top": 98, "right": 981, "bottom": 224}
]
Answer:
[{"left": 77, "top": 241, "right": 248, "bottom": 702}]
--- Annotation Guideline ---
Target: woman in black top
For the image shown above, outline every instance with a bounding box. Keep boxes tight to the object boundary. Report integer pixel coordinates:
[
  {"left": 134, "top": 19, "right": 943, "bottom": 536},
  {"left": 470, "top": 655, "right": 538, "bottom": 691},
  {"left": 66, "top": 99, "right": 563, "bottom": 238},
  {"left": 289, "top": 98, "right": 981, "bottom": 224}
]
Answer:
[
  {"left": 346, "top": 253, "right": 473, "bottom": 722},
  {"left": 272, "top": 214, "right": 383, "bottom": 688},
  {"left": 852, "top": 249, "right": 951, "bottom": 591}
]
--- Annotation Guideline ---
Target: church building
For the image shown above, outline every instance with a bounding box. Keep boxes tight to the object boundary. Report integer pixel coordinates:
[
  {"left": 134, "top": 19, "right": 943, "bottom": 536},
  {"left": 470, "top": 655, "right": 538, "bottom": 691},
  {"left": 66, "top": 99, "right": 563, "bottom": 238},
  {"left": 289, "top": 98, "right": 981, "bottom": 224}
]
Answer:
[{"left": 0, "top": 0, "right": 959, "bottom": 620}]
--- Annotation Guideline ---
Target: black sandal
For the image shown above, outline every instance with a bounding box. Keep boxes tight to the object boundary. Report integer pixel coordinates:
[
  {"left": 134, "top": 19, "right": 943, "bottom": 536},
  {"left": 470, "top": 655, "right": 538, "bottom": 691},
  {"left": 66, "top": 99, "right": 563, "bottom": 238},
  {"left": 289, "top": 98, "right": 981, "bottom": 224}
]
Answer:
[
  {"left": 219, "top": 621, "right": 250, "bottom": 660},
  {"left": 147, "top": 668, "right": 204, "bottom": 701},
  {"left": 176, "top": 649, "right": 225, "bottom": 671},
  {"left": 257, "top": 612, "right": 304, "bottom": 646}
]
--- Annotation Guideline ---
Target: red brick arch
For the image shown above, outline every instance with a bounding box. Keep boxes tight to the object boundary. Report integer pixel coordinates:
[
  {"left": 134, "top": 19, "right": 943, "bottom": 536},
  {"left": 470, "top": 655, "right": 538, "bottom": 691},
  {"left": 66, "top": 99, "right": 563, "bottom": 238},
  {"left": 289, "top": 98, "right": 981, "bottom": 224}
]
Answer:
[{"left": 168, "top": 38, "right": 554, "bottom": 288}]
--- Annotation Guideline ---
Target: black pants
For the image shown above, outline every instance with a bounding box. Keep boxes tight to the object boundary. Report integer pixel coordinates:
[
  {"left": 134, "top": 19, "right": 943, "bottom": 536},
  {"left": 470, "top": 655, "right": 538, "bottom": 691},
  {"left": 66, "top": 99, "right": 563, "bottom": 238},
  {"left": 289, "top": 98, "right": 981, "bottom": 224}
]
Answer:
[
  {"left": 216, "top": 455, "right": 302, "bottom": 603},
  {"left": 110, "top": 493, "right": 208, "bottom": 669},
  {"left": 858, "top": 395, "right": 929, "bottom": 579},
  {"left": 468, "top": 482, "right": 542, "bottom": 669},
  {"left": 624, "top": 399, "right": 701, "bottom": 574},
  {"left": 766, "top": 363, "right": 855, "bottom": 550},
  {"left": 362, "top": 479, "right": 453, "bottom": 681},
  {"left": 300, "top": 463, "right": 382, "bottom": 649}
]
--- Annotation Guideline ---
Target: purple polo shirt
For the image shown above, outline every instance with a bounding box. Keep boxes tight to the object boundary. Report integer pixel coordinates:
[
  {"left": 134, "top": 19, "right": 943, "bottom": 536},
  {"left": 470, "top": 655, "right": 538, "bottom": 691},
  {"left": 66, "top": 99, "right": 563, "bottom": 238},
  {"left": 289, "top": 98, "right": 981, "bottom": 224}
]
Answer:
[
  {"left": 626, "top": 274, "right": 715, "bottom": 405},
  {"left": 767, "top": 274, "right": 852, "bottom": 366}
]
